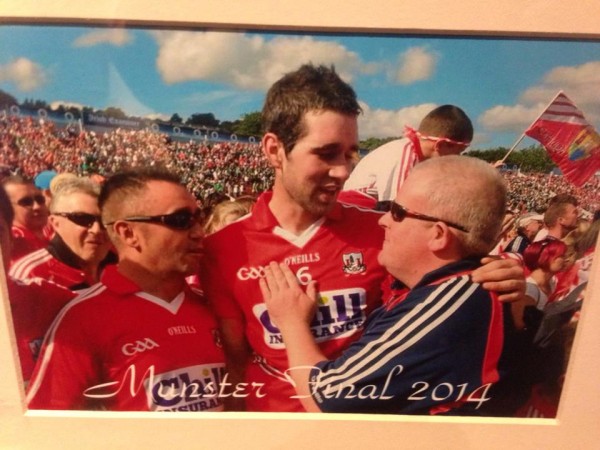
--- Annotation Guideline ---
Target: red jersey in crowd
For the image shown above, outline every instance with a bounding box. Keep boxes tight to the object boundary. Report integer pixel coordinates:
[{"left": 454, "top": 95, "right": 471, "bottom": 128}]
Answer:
[
  {"left": 7, "top": 276, "right": 75, "bottom": 383},
  {"left": 10, "top": 224, "right": 52, "bottom": 264}
]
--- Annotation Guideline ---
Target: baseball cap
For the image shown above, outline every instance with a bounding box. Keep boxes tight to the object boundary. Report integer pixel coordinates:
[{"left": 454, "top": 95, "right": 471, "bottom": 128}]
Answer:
[
  {"left": 34, "top": 170, "right": 57, "bottom": 190},
  {"left": 518, "top": 213, "right": 544, "bottom": 228}
]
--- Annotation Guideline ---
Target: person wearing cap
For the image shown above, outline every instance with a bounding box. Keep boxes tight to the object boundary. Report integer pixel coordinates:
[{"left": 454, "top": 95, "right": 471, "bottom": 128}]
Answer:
[
  {"left": 505, "top": 212, "right": 544, "bottom": 254},
  {"left": 34, "top": 169, "right": 58, "bottom": 204},
  {"left": 1, "top": 175, "right": 52, "bottom": 263},
  {"left": 342, "top": 104, "right": 472, "bottom": 204},
  {"left": 9, "top": 177, "right": 111, "bottom": 290}
]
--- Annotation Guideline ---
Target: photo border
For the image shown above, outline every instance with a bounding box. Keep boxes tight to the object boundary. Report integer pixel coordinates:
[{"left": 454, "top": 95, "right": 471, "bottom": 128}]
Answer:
[{"left": 1, "top": 1, "right": 599, "bottom": 448}]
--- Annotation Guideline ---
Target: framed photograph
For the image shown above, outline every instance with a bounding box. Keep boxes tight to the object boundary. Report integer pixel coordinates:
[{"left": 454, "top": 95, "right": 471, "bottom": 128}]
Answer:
[{"left": 1, "top": 1, "right": 599, "bottom": 448}]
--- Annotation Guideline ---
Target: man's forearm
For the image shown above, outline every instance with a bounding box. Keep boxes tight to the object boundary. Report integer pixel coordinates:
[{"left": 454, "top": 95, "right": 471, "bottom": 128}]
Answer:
[{"left": 278, "top": 322, "right": 326, "bottom": 412}]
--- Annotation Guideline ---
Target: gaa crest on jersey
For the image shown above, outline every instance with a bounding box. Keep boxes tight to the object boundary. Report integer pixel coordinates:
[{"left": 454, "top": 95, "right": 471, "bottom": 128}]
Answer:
[{"left": 342, "top": 252, "right": 366, "bottom": 274}]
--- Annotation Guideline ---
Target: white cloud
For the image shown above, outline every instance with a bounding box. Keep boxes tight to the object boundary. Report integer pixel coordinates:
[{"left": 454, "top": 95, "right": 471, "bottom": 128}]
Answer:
[
  {"left": 151, "top": 31, "right": 367, "bottom": 90},
  {"left": 479, "top": 103, "right": 544, "bottom": 133},
  {"left": 479, "top": 61, "right": 600, "bottom": 133},
  {"left": 49, "top": 100, "right": 86, "bottom": 110},
  {"left": 358, "top": 102, "right": 437, "bottom": 139},
  {"left": 392, "top": 47, "right": 437, "bottom": 85},
  {"left": 0, "top": 58, "right": 47, "bottom": 92},
  {"left": 73, "top": 29, "right": 133, "bottom": 47},
  {"left": 144, "top": 112, "right": 171, "bottom": 121}
]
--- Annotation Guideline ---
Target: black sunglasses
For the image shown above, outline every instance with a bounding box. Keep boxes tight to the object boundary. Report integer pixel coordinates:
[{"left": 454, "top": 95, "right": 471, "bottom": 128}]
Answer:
[
  {"left": 105, "top": 208, "right": 203, "bottom": 230},
  {"left": 381, "top": 201, "right": 470, "bottom": 233},
  {"left": 53, "top": 212, "right": 103, "bottom": 228},
  {"left": 16, "top": 194, "right": 46, "bottom": 207}
]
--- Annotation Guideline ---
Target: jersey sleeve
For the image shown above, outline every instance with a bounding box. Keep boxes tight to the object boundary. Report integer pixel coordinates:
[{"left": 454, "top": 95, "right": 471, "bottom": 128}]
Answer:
[
  {"left": 26, "top": 302, "right": 101, "bottom": 410},
  {"left": 309, "top": 277, "right": 504, "bottom": 415}
]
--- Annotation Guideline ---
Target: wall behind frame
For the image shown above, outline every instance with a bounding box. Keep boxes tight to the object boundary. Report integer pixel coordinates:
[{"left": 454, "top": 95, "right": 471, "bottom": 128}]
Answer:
[{"left": 0, "top": 1, "right": 599, "bottom": 449}]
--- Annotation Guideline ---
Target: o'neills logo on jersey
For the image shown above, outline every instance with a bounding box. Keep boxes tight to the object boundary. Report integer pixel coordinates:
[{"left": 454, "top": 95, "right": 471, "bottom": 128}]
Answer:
[
  {"left": 148, "top": 363, "right": 226, "bottom": 412},
  {"left": 253, "top": 287, "right": 367, "bottom": 349},
  {"left": 342, "top": 252, "right": 366, "bottom": 274},
  {"left": 283, "top": 252, "right": 320, "bottom": 266}
]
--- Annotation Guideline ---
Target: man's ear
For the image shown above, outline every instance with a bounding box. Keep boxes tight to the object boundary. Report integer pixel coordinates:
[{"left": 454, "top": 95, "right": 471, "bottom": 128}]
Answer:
[
  {"left": 48, "top": 214, "right": 60, "bottom": 232},
  {"left": 428, "top": 222, "right": 452, "bottom": 252},
  {"left": 112, "top": 221, "right": 140, "bottom": 250},
  {"left": 262, "top": 132, "right": 285, "bottom": 169}
]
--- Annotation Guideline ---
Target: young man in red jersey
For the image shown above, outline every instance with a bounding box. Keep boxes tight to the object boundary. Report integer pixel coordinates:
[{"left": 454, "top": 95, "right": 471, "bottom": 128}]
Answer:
[{"left": 202, "top": 64, "right": 524, "bottom": 412}]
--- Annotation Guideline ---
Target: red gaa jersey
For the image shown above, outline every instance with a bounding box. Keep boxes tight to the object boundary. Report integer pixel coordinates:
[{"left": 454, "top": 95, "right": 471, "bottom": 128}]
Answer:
[
  {"left": 10, "top": 224, "right": 50, "bottom": 264},
  {"left": 7, "top": 276, "right": 75, "bottom": 383},
  {"left": 202, "top": 191, "right": 388, "bottom": 411},
  {"left": 9, "top": 248, "right": 88, "bottom": 290},
  {"left": 26, "top": 265, "right": 226, "bottom": 411}
]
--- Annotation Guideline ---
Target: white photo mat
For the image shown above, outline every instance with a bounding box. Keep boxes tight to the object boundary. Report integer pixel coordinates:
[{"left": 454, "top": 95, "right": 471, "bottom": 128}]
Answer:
[{"left": 0, "top": 1, "right": 599, "bottom": 448}]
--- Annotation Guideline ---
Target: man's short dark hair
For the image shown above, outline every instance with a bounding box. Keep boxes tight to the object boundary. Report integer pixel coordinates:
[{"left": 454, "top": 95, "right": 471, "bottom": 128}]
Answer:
[
  {"left": 418, "top": 105, "right": 473, "bottom": 143},
  {"left": 548, "top": 193, "right": 578, "bottom": 206},
  {"left": 1, "top": 174, "right": 34, "bottom": 188},
  {"left": 99, "top": 168, "right": 182, "bottom": 223},
  {"left": 261, "top": 64, "right": 362, "bottom": 154}
]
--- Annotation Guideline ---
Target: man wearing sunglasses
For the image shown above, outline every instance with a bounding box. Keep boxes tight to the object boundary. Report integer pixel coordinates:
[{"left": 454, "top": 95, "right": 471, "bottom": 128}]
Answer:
[
  {"left": 27, "top": 169, "right": 225, "bottom": 411},
  {"left": 1, "top": 175, "right": 51, "bottom": 263},
  {"left": 0, "top": 185, "right": 75, "bottom": 385},
  {"left": 261, "top": 156, "right": 509, "bottom": 415},
  {"left": 10, "top": 177, "right": 111, "bottom": 290},
  {"left": 343, "top": 104, "right": 472, "bottom": 203},
  {"left": 202, "top": 64, "right": 524, "bottom": 412}
]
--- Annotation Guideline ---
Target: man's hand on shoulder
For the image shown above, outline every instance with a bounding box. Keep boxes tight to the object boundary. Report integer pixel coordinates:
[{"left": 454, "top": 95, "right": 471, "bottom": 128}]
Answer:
[{"left": 471, "top": 255, "right": 525, "bottom": 303}]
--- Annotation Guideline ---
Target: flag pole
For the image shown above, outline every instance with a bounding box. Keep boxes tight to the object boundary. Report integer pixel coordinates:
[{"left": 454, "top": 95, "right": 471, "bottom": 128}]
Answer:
[
  {"left": 499, "top": 133, "right": 526, "bottom": 164},
  {"left": 498, "top": 90, "right": 564, "bottom": 164}
]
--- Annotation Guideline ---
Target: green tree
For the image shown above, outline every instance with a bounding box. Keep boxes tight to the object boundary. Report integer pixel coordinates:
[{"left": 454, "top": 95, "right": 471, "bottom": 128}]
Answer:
[
  {"left": 359, "top": 136, "right": 399, "bottom": 152},
  {"left": 22, "top": 98, "right": 49, "bottom": 109},
  {"left": 169, "top": 113, "right": 183, "bottom": 124},
  {"left": 219, "top": 120, "right": 237, "bottom": 133},
  {"left": 186, "top": 113, "right": 220, "bottom": 128},
  {"left": 102, "top": 107, "right": 127, "bottom": 119},
  {"left": 233, "top": 111, "right": 262, "bottom": 137}
]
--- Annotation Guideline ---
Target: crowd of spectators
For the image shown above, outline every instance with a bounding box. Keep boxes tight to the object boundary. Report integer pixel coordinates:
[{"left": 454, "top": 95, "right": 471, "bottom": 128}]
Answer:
[
  {"left": 1, "top": 114, "right": 598, "bottom": 213},
  {"left": 0, "top": 115, "right": 273, "bottom": 209}
]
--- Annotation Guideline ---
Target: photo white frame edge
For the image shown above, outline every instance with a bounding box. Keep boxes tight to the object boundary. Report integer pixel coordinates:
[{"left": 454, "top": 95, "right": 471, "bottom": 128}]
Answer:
[{"left": 1, "top": 1, "right": 599, "bottom": 448}]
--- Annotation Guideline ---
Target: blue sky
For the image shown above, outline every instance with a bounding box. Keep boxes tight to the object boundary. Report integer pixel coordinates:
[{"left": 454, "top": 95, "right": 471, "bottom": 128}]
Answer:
[{"left": 1, "top": 24, "right": 599, "bottom": 150}]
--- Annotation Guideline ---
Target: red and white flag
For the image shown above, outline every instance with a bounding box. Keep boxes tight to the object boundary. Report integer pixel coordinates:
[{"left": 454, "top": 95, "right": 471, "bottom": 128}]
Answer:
[{"left": 525, "top": 91, "right": 600, "bottom": 187}]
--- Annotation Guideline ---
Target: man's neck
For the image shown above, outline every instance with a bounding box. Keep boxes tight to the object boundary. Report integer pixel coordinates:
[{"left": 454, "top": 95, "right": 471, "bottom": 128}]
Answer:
[
  {"left": 546, "top": 227, "right": 564, "bottom": 240},
  {"left": 117, "top": 261, "right": 186, "bottom": 302},
  {"left": 268, "top": 189, "right": 323, "bottom": 236}
]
